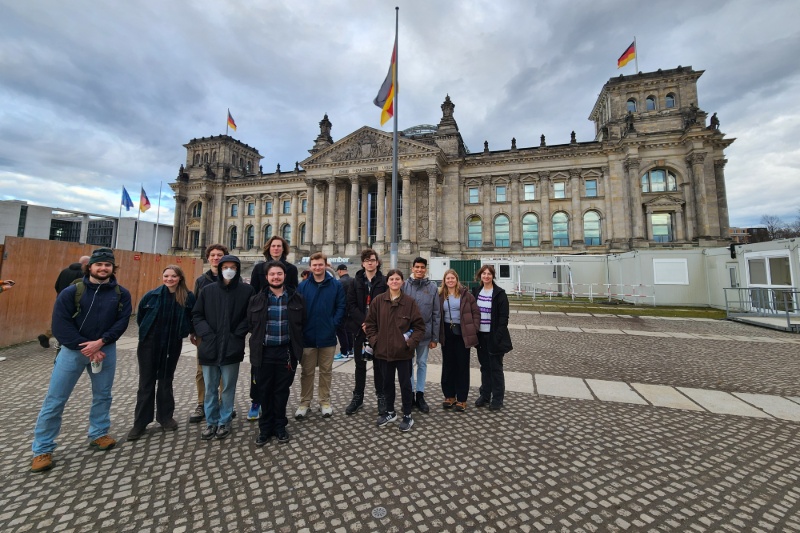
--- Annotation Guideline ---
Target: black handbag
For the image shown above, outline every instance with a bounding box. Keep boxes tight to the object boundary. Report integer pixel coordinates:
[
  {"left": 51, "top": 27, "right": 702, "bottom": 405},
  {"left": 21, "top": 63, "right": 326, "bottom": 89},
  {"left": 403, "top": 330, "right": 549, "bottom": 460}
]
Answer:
[{"left": 447, "top": 298, "right": 462, "bottom": 335}]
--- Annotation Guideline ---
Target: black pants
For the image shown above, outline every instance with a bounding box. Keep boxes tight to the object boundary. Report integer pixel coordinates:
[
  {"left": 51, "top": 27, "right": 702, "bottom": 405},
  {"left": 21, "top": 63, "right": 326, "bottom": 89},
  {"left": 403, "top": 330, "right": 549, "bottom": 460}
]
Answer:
[
  {"left": 336, "top": 325, "right": 353, "bottom": 354},
  {"left": 133, "top": 342, "right": 181, "bottom": 428},
  {"left": 353, "top": 333, "right": 384, "bottom": 398},
  {"left": 256, "top": 360, "right": 296, "bottom": 437},
  {"left": 441, "top": 325, "right": 471, "bottom": 402},
  {"left": 476, "top": 332, "right": 505, "bottom": 405},
  {"left": 383, "top": 359, "right": 413, "bottom": 416}
]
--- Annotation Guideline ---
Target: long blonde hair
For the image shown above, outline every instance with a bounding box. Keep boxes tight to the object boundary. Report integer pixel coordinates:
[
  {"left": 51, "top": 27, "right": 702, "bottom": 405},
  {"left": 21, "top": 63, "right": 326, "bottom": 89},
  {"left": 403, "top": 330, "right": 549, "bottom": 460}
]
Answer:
[
  {"left": 163, "top": 265, "right": 190, "bottom": 307},
  {"left": 438, "top": 269, "right": 462, "bottom": 298}
]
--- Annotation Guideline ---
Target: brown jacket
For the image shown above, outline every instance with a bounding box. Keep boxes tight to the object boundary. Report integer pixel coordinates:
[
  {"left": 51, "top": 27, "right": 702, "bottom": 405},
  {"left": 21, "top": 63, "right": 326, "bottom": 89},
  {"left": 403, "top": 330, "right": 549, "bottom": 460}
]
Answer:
[
  {"left": 365, "top": 292, "right": 426, "bottom": 362},
  {"left": 439, "top": 285, "right": 481, "bottom": 348}
]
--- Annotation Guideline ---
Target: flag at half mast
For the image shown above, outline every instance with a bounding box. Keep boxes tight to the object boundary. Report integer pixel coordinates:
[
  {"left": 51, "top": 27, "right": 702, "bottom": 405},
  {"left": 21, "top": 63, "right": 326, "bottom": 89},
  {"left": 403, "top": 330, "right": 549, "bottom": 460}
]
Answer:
[{"left": 373, "top": 34, "right": 397, "bottom": 126}]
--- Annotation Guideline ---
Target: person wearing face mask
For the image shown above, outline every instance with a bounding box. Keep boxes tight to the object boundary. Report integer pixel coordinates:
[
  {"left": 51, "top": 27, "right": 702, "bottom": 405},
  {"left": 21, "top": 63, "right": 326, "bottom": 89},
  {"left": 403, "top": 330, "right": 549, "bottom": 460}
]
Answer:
[
  {"left": 127, "top": 266, "right": 196, "bottom": 441},
  {"left": 192, "top": 255, "right": 255, "bottom": 441}
]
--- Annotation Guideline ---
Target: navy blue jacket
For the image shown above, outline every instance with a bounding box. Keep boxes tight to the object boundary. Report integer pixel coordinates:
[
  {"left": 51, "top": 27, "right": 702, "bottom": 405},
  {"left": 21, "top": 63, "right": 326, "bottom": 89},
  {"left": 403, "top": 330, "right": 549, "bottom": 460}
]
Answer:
[
  {"left": 297, "top": 271, "right": 345, "bottom": 348},
  {"left": 137, "top": 285, "right": 196, "bottom": 340},
  {"left": 52, "top": 275, "right": 132, "bottom": 350}
]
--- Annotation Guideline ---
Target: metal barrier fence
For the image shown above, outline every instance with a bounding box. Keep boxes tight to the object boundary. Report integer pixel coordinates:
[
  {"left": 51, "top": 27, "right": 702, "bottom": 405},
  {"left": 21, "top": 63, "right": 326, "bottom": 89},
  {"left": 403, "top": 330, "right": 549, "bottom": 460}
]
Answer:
[
  {"left": 516, "top": 282, "right": 656, "bottom": 306},
  {"left": 724, "top": 287, "right": 799, "bottom": 329}
]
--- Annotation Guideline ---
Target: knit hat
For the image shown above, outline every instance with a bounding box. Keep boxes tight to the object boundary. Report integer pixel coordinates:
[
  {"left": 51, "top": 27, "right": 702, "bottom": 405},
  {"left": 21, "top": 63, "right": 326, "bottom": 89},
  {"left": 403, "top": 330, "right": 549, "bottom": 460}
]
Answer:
[{"left": 88, "top": 248, "right": 115, "bottom": 266}]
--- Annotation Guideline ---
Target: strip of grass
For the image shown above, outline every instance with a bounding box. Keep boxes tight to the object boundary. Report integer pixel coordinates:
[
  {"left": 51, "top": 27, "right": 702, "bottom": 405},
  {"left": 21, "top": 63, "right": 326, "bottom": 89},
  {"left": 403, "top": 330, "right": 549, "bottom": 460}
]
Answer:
[{"left": 508, "top": 296, "right": 726, "bottom": 319}]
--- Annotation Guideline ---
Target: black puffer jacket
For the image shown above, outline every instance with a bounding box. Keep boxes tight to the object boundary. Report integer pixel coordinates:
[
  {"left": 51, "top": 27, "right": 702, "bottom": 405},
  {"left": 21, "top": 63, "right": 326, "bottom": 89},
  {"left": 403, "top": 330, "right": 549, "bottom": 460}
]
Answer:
[
  {"left": 471, "top": 284, "right": 513, "bottom": 355},
  {"left": 192, "top": 256, "right": 255, "bottom": 366}
]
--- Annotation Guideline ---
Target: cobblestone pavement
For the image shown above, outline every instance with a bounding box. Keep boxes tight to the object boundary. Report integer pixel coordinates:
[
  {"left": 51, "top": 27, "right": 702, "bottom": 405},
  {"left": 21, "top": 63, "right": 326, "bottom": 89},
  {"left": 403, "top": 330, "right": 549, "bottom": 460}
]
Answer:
[{"left": 1, "top": 315, "right": 799, "bottom": 532}]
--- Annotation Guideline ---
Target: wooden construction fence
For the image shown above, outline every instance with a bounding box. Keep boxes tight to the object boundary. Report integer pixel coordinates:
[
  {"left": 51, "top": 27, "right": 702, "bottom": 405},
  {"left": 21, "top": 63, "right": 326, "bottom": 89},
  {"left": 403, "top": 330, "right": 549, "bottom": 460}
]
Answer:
[{"left": 0, "top": 237, "right": 204, "bottom": 348}]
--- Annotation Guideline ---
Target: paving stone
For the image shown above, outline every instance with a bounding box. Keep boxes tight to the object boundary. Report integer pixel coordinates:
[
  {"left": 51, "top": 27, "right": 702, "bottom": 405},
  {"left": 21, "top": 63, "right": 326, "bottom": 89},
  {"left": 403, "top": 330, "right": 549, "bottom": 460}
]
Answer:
[
  {"left": 581, "top": 328, "right": 625, "bottom": 334},
  {"left": 732, "top": 393, "right": 800, "bottom": 422},
  {"left": 631, "top": 383, "right": 704, "bottom": 411},
  {"left": 585, "top": 379, "right": 647, "bottom": 405},
  {"left": 535, "top": 374, "right": 593, "bottom": 400},
  {"left": 677, "top": 388, "right": 772, "bottom": 418}
]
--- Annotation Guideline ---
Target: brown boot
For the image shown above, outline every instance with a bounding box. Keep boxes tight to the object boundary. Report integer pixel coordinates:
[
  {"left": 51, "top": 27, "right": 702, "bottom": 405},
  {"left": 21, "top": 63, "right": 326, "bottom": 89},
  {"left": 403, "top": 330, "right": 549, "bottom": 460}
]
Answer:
[{"left": 31, "top": 453, "right": 54, "bottom": 473}]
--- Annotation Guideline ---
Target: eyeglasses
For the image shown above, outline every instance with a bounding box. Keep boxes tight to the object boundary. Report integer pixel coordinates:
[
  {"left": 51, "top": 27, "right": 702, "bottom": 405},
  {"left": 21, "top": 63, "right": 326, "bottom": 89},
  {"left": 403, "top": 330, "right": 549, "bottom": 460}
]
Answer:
[{"left": 364, "top": 258, "right": 378, "bottom": 262}]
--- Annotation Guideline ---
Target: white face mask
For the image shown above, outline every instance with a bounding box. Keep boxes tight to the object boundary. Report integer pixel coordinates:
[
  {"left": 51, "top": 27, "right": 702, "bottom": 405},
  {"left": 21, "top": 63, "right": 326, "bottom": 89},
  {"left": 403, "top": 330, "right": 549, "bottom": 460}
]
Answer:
[{"left": 222, "top": 268, "right": 237, "bottom": 280}]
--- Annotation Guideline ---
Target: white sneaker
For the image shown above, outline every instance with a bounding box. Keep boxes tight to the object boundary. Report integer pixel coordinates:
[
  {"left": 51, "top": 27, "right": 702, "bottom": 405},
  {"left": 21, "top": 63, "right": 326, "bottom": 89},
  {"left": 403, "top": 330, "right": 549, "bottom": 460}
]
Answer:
[
  {"left": 320, "top": 404, "right": 333, "bottom": 418},
  {"left": 295, "top": 406, "right": 309, "bottom": 420}
]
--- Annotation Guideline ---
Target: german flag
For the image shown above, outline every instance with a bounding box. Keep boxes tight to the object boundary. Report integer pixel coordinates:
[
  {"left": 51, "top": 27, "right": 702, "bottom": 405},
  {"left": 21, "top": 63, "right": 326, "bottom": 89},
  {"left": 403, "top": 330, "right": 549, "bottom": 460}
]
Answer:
[
  {"left": 227, "top": 109, "right": 237, "bottom": 131},
  {"left": 373, "top": 35, "right": 397, "bottom": 126},
  {"left": 617, "top": 41, "right": 636, "bottom": 68}
]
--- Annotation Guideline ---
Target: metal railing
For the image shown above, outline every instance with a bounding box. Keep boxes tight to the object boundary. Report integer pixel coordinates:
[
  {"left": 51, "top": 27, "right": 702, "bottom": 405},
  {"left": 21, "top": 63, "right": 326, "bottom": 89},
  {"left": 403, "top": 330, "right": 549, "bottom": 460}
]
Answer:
[
  {"left": 724, "top": 287, "right": 800, "bottom": 330},
  {"left": 516, "top": 282, "right": 656, "bottom": 306}
]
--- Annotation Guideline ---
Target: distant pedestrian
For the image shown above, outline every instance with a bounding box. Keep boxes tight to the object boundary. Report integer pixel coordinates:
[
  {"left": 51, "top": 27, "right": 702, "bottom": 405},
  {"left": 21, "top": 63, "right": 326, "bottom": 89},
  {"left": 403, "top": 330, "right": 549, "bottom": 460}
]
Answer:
[
  {"left": 334, "top": 264, "right": 353, "bottom": 360},
  {"left": 472, "top": 265, "right": 513, "bottom": 410},
  {"left": 128, "top": 266, "right": 196, "bottom": 441},
  {"left": 365, "top": 269, "right": 425, "bottom": 432},
  {"left": 38, "top": 255, "right": 90, "bottom": 348},
  {"left": 31, "top": 248, "right": 132, "bottom": 473}
]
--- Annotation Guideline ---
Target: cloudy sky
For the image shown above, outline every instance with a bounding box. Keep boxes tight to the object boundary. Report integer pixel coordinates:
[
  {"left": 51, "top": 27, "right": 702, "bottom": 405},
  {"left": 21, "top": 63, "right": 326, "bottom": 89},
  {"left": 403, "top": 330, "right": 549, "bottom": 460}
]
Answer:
[{"left": 1, "top": 0, "right": 798, "bottom": 229}]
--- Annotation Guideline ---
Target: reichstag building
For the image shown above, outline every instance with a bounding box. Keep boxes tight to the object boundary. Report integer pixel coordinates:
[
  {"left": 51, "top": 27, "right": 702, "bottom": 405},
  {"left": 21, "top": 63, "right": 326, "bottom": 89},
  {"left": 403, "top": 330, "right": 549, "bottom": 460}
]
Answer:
[{"left": 169, "top": 66, "right": 734, "bottom": 263}]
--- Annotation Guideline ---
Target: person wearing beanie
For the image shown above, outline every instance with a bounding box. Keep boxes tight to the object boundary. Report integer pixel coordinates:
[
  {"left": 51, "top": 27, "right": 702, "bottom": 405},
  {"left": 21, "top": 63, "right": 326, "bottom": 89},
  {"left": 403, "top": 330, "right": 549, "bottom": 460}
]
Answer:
[{"left": 31, "top": 247, "right": 132, "bottom": 473}]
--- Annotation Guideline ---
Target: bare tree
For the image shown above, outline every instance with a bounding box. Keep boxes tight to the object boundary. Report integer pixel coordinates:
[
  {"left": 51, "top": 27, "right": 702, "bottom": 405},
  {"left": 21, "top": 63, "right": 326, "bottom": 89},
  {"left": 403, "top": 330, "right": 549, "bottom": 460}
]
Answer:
[{"left": 760, "top": 214, "right": 786, "bottom": 240}]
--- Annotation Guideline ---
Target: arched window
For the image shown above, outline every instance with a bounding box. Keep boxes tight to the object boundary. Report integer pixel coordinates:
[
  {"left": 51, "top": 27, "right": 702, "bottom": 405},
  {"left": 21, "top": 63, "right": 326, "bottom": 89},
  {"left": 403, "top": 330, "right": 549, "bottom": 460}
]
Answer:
[
  {"left": 627, "top": 99, "right": 637, "bottom": 113},
  {"left": 246, "top": 161, "right": 251, "bottom": 172},
  {"left": 194, "top": 153, "right": 200, "bottom": 165},
  {"left": 191, "top": 203, "right": 202, "bottom": 218},
  {"left": 665, "top": 93, "right": 676, "bottom": 108},
  {"left": 263, "top": 224, "right": 272, "bottom": 243},
  {"left": 300, "top": 223, "right": 306, "bottom": 245},
  {"left": 245, "top": 225, "right": 254, "bottom": 249},
  {"left": 467, "top": 216, "right": 482, "bottom": 248},
  {"left": 282, "top": 224, "right": 291, "bottom": 244},
  {"left": 522, "top": 214, "right": 539, "bottom": 247},
  {"left": 229, "top": 226, "right": 238, "bottom": 250},
  {"left": 494, "top": 215, "right": 510, "bottom": 247},
  {"left": 641, "top": 169, "right": 678, "bottom": 193},
  {"left": 232, "top": 153, "right": 236, "bottom": 164},
  {"left": 552, "top": 212, "right": 569, "bottom": 247},
  {"left": 646, "top": 96, "right": 656, "bottom": 111},
  {"left": 583, "top": 211, "right": 601, "bottom": 246},
  {"left": 239, "top": 157, "right": 244, "bottom": 168},
  {"left": 211, "top": 151, "right": 217, "bottom": 162},
  {"left": 203, "top": 153, "right": 209, "bottom": 163}
]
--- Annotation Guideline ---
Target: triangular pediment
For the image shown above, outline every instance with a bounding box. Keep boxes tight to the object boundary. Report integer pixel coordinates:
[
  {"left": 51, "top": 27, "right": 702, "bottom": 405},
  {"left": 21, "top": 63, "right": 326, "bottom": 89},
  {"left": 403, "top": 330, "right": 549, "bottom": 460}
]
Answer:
[
  {"left": 301, "top": 126, "right": 441, "bottom": 167},
  {"left": 644, "top": 194, "right": 684, "bottom": 207}
]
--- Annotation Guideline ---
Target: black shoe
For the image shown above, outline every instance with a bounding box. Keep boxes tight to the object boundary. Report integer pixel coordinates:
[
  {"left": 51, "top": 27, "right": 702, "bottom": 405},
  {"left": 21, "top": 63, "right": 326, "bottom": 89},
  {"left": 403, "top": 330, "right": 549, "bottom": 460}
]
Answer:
[
  {"left": 201, "top": 425, "right": 217, "bottom": 440},
  {"left": 377, "top": 411, "right": 397, "bottom": 427},
  {"left": 37, "top": 334, "right": 50, "bottom": 349},
  {"left": 345, "top": 394, "right": 364, "bottom": 415},
  {"left": 489, "top": 402, "right": 503, "bottom": 411},
  {"left": 216, "top": 423, "right": 231, "bottom": 439},
  {"left": 475, "top": 396, "right": 490, "bottom": 408},
  {"left": 189, "top": 404, "right": 205, "bottom": 423},
  {"left": 276, "top": 429, "right": 290, "bottom": 443},
  {"left": 161, "top": 418, "right": 179, "bottom": 431},
  {"left": 231, "top": 410, "right": 237, "bottom": 420},
  {"left": 416, "top": 392, "right": 430, "bottom": 414},
  {"left": 399, "top": 415, "right": 414, "bottom": 432},
  {"left": 255, "top": 433, "right": 272, "bottom": 447},
  {"left": 127, "top": 426, "right": 146, "bottom": 441}
]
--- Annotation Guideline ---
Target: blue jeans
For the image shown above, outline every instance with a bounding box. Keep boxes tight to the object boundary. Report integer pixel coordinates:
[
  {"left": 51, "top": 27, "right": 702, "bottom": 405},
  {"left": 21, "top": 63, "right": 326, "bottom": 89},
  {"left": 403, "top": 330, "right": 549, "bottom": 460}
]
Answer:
[
  {"left": 202, "top": 363, "right": 240, "bottom": 426},
  {"left": 411, "top": 343, "right": 430, "bottom": 394},
  {"left": 32, "top": 344, "right": 117, "bottom": 456}
]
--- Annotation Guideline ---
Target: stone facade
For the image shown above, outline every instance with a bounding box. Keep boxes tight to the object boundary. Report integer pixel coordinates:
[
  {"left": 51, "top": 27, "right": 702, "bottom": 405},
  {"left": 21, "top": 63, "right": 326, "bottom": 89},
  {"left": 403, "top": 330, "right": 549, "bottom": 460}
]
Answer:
[{"left": 170, "top": 66, "right": 734, "bottom": 262}]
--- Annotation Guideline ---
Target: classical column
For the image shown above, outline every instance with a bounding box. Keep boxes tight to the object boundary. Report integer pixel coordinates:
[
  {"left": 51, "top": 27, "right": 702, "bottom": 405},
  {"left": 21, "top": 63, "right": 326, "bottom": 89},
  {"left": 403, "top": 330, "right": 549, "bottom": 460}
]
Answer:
[
  {"left": 400, "top": 169, "right": 412, "bottom": 244},
  {"left": 675, "top": 210, "right": 685, "bottom": 241},
  {"left": 271, "top": 193, "right": 279, "bottom": 238},
  {"left": 482, "top": 176, "right": 492, "bottom": 246},
  {"left": 290, "top": 191, "right": 299, "bottom": 249},
  {"left": 509, "top": 173, "right": 521, "bottom": 250},
  {"left": 427, "top": 168, "right": 440, "bottom": 244},
  {"left": 601, "top": 166, "right": 613, "bottom": 243},
  {"left": 376, "top": 172, "right": 386, "bottom": 247},
  {"left": 346, "top": 176, "right": 360, "bottom": 255},
  {"left": 539, "top": 172, "right": 551, "bottom": 246},
  {"left": 312, "top": 182, "right": 325, "bottom": 246},
  {"left": 326, "top": 177, "right": 336, "bottom": 245},
  {"left": 305, "top": 179, "right": 315, "bottom": 247},
  {"left": 714, "top": 158, "right": 729, "bottom": 238},
  {"left": 624, "top": 158, "right": 643, "bottom": 242},
  {"left": 255, "top": 196, "right": 264, "bottom": 247},
  {"left": 570, "top": 169, "right": 582, "bottom": 245},
  {"left": 360, "top": 180, "right": 369, "bottom": 245},
  {"left": 682, "top": 181, "right": 695, "bottom": 242},
  {"left": 236, "top": 196, "right": 245, "bottom": 250},
  {"left": 199, "top": 194, "right": 209, "bottom": 249},
  {"left": 688, "top": 153, "right": 709, "bottom": 237},
  {"left": 171, "top": 196, "right": 183, "bottom": 249}
]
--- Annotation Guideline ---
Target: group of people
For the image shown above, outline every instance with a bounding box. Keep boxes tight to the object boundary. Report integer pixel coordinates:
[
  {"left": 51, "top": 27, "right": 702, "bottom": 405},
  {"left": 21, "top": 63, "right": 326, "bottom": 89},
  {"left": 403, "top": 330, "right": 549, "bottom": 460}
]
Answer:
[{"left": 28, "top": 239, "right": 513, "bottom": 473}]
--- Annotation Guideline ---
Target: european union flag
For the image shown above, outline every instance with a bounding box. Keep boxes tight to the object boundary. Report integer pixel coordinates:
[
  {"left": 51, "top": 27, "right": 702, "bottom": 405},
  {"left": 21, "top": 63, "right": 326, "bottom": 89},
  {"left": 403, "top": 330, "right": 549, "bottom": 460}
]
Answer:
[{"left": 121, "top": 187, "right": 134, "bottom": 211}]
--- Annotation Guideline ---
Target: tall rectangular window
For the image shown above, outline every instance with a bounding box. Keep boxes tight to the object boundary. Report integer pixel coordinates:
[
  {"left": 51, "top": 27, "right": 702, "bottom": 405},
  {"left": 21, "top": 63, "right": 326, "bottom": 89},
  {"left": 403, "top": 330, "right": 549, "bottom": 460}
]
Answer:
[
  {"left": 585, "top": 179, "right": 598, "bottom": 197},
  {"left": 230, "top": 204, "right": 238, "bottom": 217},
  {"left": 468, "top": 187, "right": 479, "bottom": 204},
  {"left": 554, "top": 182, "right": 566, "bottom": 199},
  {"left": 265, "top": 201, "right": 272, "bottom": 215},
  {"left": 523, "top": 184, "right": 535, "bottom": 201},
  {"left": 301, "top": 199, "right": 307, "bottom": 213},
  {"left": 247, "top": 202, "right": 255, "bottom": 216},
  {"left": 282, "top": 200, "right": 291, "bottom": 214},
  {"left": 495, "top": 185, "right": 507, "bottom": 202},
  {"left": 651, "top": 213, "right": 673, "bottom": 243}
]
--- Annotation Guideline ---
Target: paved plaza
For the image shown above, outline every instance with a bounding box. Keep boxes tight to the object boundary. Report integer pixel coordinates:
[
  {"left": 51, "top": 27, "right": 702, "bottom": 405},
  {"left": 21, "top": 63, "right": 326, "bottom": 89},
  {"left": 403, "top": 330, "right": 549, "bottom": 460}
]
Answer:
[{"left": 1, "top": 312, "right": 799, "bottom": 532}]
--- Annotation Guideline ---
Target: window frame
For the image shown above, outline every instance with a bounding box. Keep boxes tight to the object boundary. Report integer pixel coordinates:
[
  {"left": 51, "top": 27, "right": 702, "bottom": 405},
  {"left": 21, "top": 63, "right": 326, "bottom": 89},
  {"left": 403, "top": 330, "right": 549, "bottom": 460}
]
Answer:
[
  {"left": 585, "top": 179, "right": 598, "bottom": 198},
  {"left": 553, "top": 182, "right": 566, "bottom": 199},
  {"left": 468, "top": 187, "right": 479, "bottom": 204},
  {"left": 494, "top": 214, "right": 510, "bottom": 247},
  {"left": 523, "top": 183, "right": 535, "bottom": 201},
  {"left": 495, "top": 185, "right": 507, "bottom": 203}
]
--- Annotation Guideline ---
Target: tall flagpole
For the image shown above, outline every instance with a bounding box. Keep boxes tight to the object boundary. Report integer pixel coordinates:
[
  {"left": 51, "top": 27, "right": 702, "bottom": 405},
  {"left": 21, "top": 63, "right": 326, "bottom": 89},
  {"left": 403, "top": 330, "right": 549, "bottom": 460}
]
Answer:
[
  {"left": 634, "top": 36, "right": 639, "bottom": 72},
  {"left": 152, "top": 181, "right": 163, "bottom": 254},
  {"left": 115, "top": 186, "right": 123, "bottom": 249},
  {"left": 134, "top": 184, "right": 142, "bottom": 251},
  {"left": 390, "top": 6, "right": 399, "bottom": 269},
  {"left": 226, "top": 108, "right": 230, "bottom": 136}
]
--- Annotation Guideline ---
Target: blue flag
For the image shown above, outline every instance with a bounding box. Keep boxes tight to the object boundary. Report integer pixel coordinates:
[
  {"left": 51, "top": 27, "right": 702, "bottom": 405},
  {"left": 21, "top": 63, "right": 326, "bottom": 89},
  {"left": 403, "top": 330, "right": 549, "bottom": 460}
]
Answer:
[{"left": 121, "top": 187, "right": 134, "bottom": 211}]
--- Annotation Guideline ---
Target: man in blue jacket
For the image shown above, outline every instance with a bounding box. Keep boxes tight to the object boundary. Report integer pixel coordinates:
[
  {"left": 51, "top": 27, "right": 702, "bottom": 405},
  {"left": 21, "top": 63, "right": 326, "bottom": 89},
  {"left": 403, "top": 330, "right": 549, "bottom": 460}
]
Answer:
[
  {"left": 31, "top": 248, "right": 132, "bottom": 473},
  {"left": 295, "top": 252, "right": 345, "bottom": 420}
]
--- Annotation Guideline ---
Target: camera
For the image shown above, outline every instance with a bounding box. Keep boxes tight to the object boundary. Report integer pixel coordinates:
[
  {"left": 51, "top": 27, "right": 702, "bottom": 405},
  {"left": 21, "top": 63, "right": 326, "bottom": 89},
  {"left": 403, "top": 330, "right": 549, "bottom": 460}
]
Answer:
[{"left": 363, "top": 340, "right": 374, "bottom": 361}]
